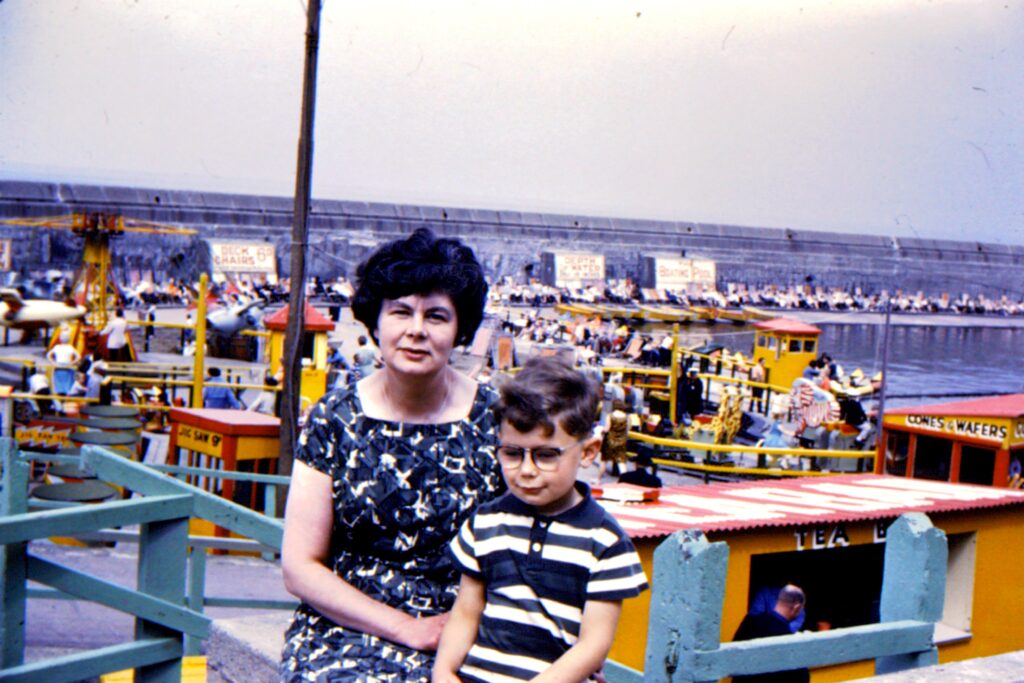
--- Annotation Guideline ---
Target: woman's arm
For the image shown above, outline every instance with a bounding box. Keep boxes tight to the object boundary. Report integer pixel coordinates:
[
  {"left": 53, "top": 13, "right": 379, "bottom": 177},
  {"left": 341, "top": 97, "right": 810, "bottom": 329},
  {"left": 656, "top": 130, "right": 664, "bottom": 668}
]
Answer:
[
  {"left": 281, "top": 461, "right": 449, "bottom": 651},
  {"left": 432, "top": 574, "right": 485, "bottom": 683},
  {"left": 530, "top": 600, "right": 623, "bottom": 683}
]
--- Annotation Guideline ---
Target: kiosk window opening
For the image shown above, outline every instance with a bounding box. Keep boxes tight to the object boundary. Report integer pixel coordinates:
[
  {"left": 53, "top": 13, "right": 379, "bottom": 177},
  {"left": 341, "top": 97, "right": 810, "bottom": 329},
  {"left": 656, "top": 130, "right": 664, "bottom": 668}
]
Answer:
[
  {"left": 884, "top": 432, "right": 910, "bottom": 476},
  {"left": 957, "top": 446, "right": 996, "bottom": 486},
  {"left": 745, "top": 543, "right": 885, "bottom": 635},
  {"left": 912, "top": 435, "right": 952, "bottom": 481},
  {"left": 936, "top": 532, "right": 976, "bottom": 644}
]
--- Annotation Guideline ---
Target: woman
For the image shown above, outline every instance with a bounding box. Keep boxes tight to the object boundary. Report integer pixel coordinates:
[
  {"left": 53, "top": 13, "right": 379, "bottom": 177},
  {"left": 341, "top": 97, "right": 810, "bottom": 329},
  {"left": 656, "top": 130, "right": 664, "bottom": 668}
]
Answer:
[
  {"left": 46, "top": 330, "right": 81, "bottom": 395},
  {"left": 280, "top": 229, "right": 504, "bottom": 682}
]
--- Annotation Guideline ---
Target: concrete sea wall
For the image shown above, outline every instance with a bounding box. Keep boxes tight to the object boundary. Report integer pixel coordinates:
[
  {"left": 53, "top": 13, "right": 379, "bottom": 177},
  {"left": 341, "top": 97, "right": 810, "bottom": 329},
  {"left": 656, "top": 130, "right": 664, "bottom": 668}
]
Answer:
[{"left": 2, "top": 180, "right": 1022, "bottom": 297}]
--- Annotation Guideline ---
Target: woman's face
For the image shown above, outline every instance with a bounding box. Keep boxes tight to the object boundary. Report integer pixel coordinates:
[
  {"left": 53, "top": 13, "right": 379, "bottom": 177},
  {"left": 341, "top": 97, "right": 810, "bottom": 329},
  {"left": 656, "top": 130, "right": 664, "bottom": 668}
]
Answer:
[{"left": 375, "top": 292, "right": 459, "bottom": 377}]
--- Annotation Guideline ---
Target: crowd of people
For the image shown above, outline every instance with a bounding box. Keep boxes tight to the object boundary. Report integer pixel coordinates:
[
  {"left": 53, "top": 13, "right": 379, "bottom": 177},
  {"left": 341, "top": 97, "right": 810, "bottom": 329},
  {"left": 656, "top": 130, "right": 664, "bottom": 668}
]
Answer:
[
  {"left": 487, "top": 280, "right": 1024, "bottom": 317},
  {"left": 15, "top": 262, "right": 1023, "bottom": 321}
]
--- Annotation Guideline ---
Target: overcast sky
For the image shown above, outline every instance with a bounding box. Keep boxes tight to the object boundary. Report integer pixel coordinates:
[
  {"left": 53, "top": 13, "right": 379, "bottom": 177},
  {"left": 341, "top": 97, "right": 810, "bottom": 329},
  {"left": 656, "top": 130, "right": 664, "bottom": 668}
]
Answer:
[{"left": 2, "top": 1, "right": 1022, "bottom": 243}]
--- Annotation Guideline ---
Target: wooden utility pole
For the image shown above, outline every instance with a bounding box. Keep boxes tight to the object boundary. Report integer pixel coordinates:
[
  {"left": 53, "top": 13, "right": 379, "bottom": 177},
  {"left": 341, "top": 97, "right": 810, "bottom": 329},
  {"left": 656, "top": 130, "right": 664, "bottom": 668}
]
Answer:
[{"left": 279, "top": 0, "right": 323, "bottom": 481}]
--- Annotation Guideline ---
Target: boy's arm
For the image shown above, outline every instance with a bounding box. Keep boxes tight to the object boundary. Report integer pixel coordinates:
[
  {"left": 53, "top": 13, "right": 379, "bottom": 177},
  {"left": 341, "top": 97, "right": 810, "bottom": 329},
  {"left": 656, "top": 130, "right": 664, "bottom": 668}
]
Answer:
[
  {"left": 432, "top": 574, "right": 486, "bottom": 683},
  {"left": 530, "top": 599, "right": 623, "bottom": 683}
]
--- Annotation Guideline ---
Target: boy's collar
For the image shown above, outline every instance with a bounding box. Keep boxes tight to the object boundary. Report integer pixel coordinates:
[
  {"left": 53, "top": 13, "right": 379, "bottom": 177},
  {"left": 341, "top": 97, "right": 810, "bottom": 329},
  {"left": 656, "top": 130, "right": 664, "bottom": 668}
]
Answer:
[{"left": 497, "top": 481, "right": 600, "bottom": 522}]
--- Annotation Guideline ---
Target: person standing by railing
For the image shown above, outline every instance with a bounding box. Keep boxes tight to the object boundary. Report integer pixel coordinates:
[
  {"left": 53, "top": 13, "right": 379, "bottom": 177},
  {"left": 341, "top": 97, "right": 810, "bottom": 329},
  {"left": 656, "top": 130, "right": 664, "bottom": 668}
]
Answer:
[
  {"left": 46, "top": 330, "right": 81, "bottom": 395},
  {"left": 100, "top": 308, "right": 129, "bottom": 363}
]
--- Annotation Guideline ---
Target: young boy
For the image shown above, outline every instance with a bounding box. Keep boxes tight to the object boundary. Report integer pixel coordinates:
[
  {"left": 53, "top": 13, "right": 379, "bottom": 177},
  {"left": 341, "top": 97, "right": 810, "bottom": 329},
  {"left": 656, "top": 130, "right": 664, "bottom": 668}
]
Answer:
[{"left": 432, "top": 357, "right": 648, "bottom": 683}]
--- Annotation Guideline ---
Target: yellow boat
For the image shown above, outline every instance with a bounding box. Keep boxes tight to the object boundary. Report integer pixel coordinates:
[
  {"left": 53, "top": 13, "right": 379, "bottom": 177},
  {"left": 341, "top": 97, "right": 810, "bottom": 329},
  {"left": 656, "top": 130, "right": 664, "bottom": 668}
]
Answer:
[
  {"left": 638, "top": 304, "right": 698, "bottom": 324},
  {"left": 714, "top": 307, "right": 750, "bottom": 324},
  {"left": 689, "top": 306, "right": 718, "bottom": 322},
  {"left": 594, "top": 304, "right": 646, "bottom": 321},
  {"left": 741, "top": 305, "right": 775, "bottom": 321},
  {"left": 553, "top": 302, "right": 602, "bottom": 317}
]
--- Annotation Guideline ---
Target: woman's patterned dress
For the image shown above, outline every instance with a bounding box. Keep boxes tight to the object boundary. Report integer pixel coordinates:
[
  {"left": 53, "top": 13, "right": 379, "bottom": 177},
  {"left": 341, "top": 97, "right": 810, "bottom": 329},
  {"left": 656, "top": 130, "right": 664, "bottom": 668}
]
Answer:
[{"left": 280, "top": 382, "right": 503, "bottom": 682}]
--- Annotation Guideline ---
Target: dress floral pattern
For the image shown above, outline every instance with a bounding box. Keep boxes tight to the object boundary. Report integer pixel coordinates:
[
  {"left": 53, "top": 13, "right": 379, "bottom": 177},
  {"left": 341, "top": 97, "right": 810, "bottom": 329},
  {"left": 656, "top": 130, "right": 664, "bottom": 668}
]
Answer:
[{"left": 280, "top": 382, "right": 503, "bottom": 682}]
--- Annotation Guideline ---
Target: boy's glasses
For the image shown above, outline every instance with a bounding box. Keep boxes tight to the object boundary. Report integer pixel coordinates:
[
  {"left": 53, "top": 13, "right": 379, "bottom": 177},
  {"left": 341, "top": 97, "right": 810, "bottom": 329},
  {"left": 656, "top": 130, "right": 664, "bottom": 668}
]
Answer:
[{"left": 496, "top": 442, "right": 582, "bottom": 472}]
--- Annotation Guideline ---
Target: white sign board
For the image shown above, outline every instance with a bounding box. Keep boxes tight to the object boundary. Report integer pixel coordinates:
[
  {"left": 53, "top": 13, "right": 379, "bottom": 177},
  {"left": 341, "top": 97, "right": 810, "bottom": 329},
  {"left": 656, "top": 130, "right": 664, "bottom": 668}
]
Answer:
[
  {"left": 554, "top": 253, "right": 605, "bottom": 288},
  {"left": 209, "top": 242, "right": 276, "bottom": 274},
  {"left": 654, "top": 257, "right": 694, "bottom": 289},
  {"left": 652, "top": 256, "right": 716, "bottom": 290},
  {"left": 692, "top": 258, "right": 716, "bottom": 285},
  {"left": 0, "top": 240, "right": 11, "bottom": 271}
]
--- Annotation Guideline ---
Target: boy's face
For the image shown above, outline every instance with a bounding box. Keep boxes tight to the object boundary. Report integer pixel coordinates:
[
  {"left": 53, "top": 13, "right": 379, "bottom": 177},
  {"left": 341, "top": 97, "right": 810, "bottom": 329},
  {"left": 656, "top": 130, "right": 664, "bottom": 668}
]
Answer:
[{"left": 498, "top": 420, "right": 599, "bottom": 516}]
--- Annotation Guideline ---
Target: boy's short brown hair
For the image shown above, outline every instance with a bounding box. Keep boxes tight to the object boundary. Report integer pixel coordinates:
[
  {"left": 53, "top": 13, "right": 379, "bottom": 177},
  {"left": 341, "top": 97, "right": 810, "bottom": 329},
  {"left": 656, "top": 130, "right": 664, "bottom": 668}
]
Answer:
[{"left": 495, "top": 356, "right": 601, "bottom": 439}]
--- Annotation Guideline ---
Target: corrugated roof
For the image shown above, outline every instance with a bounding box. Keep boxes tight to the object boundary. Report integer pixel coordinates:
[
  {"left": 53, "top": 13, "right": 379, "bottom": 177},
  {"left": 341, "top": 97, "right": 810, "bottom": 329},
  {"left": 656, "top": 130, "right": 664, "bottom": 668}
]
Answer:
[
  {"left": 597, "top": 474, "right": 1024, "bottom": 539},
  {"left": 886, "top": 394, "right": 1024, "bottom": 419},
  {"left": 752, "top": 317, "right": 822, "bottom": 335}
]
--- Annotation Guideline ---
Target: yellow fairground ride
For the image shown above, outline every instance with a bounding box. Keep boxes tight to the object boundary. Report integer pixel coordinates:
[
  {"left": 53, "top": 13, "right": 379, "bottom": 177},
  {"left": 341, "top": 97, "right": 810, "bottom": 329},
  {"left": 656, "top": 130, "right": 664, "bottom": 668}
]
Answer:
[{"left": 0, "top": 212, "right": 197, "bottom": 356}]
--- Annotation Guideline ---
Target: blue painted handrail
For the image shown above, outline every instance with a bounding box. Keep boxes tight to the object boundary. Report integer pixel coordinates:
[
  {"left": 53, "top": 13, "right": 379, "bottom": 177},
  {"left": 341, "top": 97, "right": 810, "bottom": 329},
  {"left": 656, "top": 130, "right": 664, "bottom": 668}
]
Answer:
[
  {"left": 1, "top": 439, "right": 290, "bottom": 682},
  {"left": 605, "top": 512, "right": 946, "bottom": 682}
]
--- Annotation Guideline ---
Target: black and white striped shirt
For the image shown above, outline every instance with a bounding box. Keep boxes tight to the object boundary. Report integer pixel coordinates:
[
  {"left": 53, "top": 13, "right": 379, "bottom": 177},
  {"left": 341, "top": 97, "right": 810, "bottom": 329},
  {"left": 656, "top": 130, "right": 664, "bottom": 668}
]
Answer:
[{"left": 450, "top": 483, "right": 648, "bottom": 682}]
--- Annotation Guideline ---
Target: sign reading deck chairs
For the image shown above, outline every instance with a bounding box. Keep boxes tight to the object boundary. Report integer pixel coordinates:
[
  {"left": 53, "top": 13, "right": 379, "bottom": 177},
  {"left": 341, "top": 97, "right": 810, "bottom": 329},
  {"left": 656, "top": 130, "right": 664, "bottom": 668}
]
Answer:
[
  {"left": 541, "top": 251, "right": 605, "bottom": 288},
  {"left": 209, "top": 241, "right": 277, "bottom": 275}
]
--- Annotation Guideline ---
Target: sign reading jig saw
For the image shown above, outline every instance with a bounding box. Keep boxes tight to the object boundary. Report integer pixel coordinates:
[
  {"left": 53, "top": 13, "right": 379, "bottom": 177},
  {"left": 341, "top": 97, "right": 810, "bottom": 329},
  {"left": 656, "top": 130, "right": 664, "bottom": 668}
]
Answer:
[{"left": 176, "top": 424, "right": 224, "bottom": 457}]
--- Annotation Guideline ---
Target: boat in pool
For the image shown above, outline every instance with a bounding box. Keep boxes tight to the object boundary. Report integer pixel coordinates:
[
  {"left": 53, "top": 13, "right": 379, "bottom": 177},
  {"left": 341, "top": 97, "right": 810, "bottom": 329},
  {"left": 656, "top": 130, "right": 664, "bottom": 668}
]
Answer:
[
  {"left": 552, "top": 302, "right": 603, "bottom": 317},
  {"left": 637, "top": 304, "right": 699, "bottom": 324}
]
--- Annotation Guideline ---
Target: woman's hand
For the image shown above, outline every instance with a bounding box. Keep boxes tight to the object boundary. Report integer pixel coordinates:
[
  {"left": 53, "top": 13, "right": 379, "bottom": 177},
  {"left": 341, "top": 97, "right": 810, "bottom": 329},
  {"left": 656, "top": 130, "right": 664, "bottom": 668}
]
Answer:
[
  {"left": 431, "top": 669, "right": 462, "bottom": 683},
  {"left": 283, "top": 462, "right": 449, "bottom": 645},
  {"left": 395, "top": 612, "right": 451, "bottom": 651}
]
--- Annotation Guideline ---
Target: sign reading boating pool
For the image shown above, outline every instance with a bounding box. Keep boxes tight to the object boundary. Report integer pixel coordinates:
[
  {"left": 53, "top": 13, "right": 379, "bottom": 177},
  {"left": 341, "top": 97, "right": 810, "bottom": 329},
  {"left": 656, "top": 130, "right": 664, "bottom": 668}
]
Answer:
[
  {"left": 209, "top": 241, "right": 277, "bottom": 275},
  {"left": 541, "top": 251, "right": 605, "bottom": 288},
  {"left": 639, "top": 254, "right": 717, "bottom": 292}
]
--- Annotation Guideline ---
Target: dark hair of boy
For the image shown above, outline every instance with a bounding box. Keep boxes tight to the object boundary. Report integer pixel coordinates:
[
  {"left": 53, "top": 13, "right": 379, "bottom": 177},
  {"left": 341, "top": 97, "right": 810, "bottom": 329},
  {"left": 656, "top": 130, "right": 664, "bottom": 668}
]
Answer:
[
  {"left": 350, "top": 227, "right": 488, "bottom": 347},
  {"left": 494, "top": 356, "right": 601, "bottom": 440}
]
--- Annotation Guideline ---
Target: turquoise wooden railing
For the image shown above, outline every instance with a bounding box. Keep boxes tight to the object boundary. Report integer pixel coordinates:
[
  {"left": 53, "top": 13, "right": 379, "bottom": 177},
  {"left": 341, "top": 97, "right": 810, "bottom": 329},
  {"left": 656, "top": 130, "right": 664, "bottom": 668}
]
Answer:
[
  {"left": 1, "top": 439, "right": 290, "bottom": 682},
  {"left": 604, "top": 513, "right": 946, "bottom": 682}
]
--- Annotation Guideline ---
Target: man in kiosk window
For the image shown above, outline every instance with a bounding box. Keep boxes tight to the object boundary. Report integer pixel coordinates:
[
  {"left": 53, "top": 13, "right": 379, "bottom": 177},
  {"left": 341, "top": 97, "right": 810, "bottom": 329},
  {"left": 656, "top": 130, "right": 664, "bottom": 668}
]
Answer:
[{"left": 732, "top": 584, "right": 809, "bottom": 683}]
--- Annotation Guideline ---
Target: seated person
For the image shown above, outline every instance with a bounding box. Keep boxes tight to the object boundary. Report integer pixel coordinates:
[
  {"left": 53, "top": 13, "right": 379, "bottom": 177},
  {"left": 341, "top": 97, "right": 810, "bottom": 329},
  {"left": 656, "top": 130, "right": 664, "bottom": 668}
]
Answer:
[
  {"left": 433, "top": 357, "right": 648, "bottom": 682},
  {"left": 733, "top": 584, "right": 810, "bottom": 683},
  {"left": 618, "top": 451, "right": 663, "bottom": 488}
]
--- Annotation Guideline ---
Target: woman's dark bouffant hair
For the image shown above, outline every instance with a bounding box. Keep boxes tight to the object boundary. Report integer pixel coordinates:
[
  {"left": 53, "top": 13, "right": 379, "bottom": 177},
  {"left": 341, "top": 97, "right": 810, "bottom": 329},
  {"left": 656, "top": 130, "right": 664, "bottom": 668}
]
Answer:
[
  {"left": 494, "top": 356, "right": 601, "bottom": 440},
  {"left": 351, "top": 228, "right": 488, "bottom": 347}
]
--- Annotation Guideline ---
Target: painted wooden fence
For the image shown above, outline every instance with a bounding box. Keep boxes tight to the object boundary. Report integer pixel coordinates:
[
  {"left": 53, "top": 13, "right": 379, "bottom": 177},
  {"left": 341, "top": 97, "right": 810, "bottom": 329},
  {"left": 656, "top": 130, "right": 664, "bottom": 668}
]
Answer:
[
  {"left": 604, "top": 513, "right": 946, "bottom": 682},
  {"left": 0, "top": 439, "right": 287, "bottom": 682}
]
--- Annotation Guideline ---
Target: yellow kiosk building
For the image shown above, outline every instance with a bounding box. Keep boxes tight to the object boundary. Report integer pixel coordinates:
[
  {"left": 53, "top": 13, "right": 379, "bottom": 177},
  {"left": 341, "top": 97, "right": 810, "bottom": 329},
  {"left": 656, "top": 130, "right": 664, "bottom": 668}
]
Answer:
[
  {"left": 263, "top": 302, "right": 335, "bottom": 407},
  {"left": 600, "top": 474, "right": 1024, "bottom": 681},
  {"left": 877, "top": 394, "right": 1024, "bottom": 488}
]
